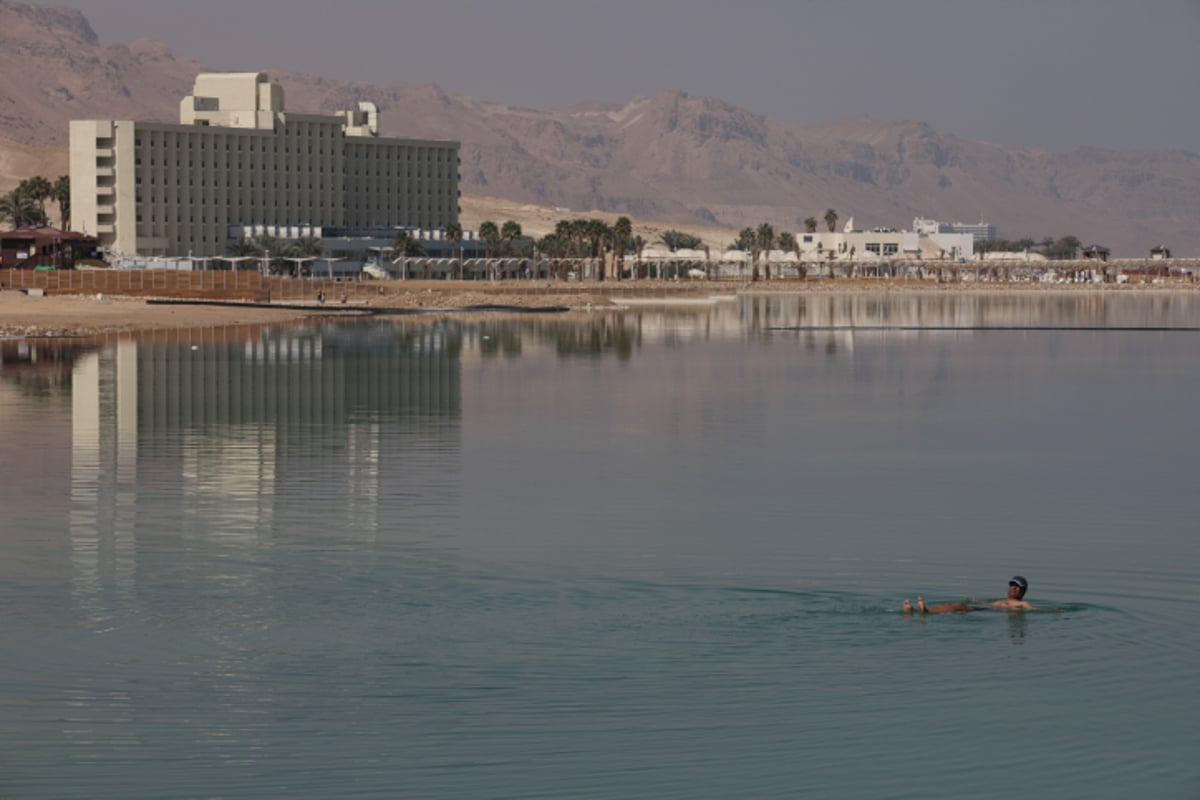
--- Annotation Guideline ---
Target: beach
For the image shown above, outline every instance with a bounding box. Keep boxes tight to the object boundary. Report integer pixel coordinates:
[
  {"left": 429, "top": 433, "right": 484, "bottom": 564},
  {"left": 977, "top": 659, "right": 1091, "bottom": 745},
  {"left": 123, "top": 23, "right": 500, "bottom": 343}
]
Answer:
[
  {"left": 0, "top": 292, "right": 306, "bottom": 338},
  {"left": 2, "top": 278, "right": 1197, "bottom": 338}
]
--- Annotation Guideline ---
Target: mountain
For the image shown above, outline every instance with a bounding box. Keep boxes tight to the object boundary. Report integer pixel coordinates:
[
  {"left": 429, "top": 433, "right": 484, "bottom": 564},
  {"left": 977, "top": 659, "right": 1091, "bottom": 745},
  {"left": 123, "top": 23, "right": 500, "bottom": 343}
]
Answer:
[{"left": 2, "top": 0, "right": 1197, "bottom": 256}]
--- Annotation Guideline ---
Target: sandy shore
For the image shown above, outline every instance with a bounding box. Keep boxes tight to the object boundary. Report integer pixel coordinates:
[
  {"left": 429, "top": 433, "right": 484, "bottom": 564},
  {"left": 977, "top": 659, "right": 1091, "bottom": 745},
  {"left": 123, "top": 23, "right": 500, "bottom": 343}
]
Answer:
[
  {"left": 0, "top": 285, "right": 628, "bottom": 337},
  {"left": 2, "top": 279, "right": 1197, "bottom": 338},
  {"left": 0, "top": 293, "right": 307, "bottom": 338}
]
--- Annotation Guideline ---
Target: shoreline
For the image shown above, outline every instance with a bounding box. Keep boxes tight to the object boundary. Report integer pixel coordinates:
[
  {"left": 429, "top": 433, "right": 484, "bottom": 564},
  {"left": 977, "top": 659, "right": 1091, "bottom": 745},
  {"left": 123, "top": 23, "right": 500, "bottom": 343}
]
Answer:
[{"left": 2, "top": 279, "right": 1198, "bottom": 339}]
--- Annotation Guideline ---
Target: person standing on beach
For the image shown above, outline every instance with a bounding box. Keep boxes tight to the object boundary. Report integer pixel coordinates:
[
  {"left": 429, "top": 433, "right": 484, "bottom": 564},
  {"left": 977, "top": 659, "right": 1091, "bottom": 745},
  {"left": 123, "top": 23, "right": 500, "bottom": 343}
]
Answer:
[{"left": 903, "top": 576, "right": 1035, "bottom": 614}]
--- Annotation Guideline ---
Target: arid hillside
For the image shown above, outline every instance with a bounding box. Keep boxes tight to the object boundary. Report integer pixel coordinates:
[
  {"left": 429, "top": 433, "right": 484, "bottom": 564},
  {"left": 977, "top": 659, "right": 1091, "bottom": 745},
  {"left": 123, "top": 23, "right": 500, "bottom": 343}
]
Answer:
[{"left": 2, "top": 0, "right": 1198, "bottom": 256}]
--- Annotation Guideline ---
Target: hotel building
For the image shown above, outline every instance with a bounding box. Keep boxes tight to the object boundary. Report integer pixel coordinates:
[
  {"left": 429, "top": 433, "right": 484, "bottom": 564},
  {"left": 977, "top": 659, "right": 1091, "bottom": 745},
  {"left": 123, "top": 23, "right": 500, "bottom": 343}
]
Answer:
[{"left": 70, "top": 72, "right": 460, "bottom": 258}]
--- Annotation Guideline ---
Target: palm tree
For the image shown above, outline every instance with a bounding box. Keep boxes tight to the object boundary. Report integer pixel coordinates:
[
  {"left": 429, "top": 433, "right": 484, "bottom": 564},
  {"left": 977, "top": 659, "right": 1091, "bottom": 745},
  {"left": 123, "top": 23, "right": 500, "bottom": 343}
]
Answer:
[
  {"left": 777, "top": 231, "right": 796, "bottom": 279},
  {"left": 612, "top": 216, "right": 632, "bottom": 281},
  {"left": 392, "top": 229, "right": 426, "bottom": 257},
  {"left": 0, "top": 189, "right": 47, "bottom": 229},
  {"left": 632, "top": 235, "right": 646, "bottom": 279},
  {"left": 19, "top": 176, "right": 53, "bottom": 222},
  {"left": 500, "top": 220, "right": 522, "bottom": 257},
  {"left": 228, "top": 237, "right": 264, "bottom": 258},
  {"left": 392, "top": 229, "right": 427, "bottom": 278},
  {"left": 496, "top": 221, "right": 522, "bottom": 278},
  {"left": 445, "top": 222, "right": 463, "bottom": 278},
  {"left": 659, "top": 229, "right": 702, "bottom": 252},
  {"left": 748, "top": 229, "right": 762, "bottom": 282},
  {"left": 804, "top": 217, "right": 818, "bottom": 234},
  {"left": 538, "top": 232, "right": 573, "bottom": 279},
  {"left": 573, "top": 219, "right": 593, "bottom": 256},
  {"left": 294, "top": 235, "right": 324, "bottom": 257},
  {"left": 52, "top": 175, "right": 70, "bottom": 230},
  {"left": 757, "top": 222, "right": 775, "bottom": 280},
  {"left": 584, "top": 219, "right": 609, "bottom": 280},
  {"left": 552, "top": 219, "right": 580, "bottom": 279},
  {"left": 824, "top": 208, "right": 839, "bottom": 233},
  {"left": 478, "top": 220, "right": 500, "bottom": 259}
]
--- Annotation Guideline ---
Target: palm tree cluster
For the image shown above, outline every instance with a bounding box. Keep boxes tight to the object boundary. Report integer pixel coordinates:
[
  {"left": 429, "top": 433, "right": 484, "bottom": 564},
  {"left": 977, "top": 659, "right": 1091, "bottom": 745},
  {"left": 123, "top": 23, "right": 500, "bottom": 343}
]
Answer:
[
  {"left": 228, "top": 234, "right": 325, "bottom": 270},
  {"left": 658, "top": 229, "right": 702, "bottom": 252},
  {"left": 475, "top": 219, "right": 528, "bottom": 258},
  {"left": 0, "top": 175, "right": 69, "bottom": 230},
  {"left": 730, "top": 222, "right": 787, "bottom": 281},
  {"left": 391, "top": 229, "right": 427, "bottom": 257},
  {"left": 532, "top": 217, "right": 638, "bottom": 281}
]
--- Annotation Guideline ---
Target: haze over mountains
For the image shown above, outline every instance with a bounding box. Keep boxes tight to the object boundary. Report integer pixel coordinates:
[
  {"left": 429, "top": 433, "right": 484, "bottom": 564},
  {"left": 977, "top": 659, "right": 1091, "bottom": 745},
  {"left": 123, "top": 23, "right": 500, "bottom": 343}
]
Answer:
[{"left": 2, "top": 0, "right": 1198, "bottom": 256}]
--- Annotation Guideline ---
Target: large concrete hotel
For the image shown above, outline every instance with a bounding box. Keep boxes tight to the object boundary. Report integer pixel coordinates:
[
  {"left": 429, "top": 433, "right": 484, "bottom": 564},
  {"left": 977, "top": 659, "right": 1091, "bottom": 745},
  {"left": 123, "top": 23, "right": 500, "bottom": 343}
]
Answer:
[{"left": 70, "top": 72, "right": 460, "bottom": 259}]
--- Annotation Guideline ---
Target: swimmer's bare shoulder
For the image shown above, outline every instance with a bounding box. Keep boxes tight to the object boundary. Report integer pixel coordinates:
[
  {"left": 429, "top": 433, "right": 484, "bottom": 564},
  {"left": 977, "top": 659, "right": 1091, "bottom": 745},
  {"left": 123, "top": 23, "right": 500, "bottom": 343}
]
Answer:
[{"left": 989, "top": 598, "right": 1035, "bottom": 610}]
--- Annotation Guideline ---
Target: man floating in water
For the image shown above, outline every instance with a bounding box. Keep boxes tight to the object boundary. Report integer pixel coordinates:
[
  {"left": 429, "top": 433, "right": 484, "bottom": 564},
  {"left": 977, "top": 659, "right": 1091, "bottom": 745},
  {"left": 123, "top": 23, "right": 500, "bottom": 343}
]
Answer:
[{"left": 903, "top": 576, "right": 1035, "bottom": 614}]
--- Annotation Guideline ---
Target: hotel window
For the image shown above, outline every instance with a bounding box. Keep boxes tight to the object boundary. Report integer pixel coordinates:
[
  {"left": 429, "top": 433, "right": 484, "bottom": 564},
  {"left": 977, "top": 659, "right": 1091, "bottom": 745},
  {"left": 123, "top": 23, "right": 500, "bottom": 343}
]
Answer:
[{"left": 866, "top": 243, "right": 881, "bottom": 255}]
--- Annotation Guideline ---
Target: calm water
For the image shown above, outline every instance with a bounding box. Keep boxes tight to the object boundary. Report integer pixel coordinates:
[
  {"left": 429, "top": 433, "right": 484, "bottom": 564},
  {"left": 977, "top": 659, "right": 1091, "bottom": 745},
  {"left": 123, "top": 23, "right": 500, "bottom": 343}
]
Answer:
[{"left": 1, "top": 292, "right": 1198, "bottom": 799}]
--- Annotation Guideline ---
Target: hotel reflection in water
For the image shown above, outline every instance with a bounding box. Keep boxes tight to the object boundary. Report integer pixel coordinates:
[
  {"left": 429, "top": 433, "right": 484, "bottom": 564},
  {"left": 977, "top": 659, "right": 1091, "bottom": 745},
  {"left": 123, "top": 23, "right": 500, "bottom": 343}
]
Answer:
[{"left": 66, "top": 325, "right": 462, "bottom": 594}]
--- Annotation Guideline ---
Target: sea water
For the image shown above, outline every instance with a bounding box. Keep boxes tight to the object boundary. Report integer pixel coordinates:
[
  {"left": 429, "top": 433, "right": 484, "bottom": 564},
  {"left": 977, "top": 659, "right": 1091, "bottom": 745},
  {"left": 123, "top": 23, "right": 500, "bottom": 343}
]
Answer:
[{"left": 1, "top": 292, "right": 1197, "bottom": 799}]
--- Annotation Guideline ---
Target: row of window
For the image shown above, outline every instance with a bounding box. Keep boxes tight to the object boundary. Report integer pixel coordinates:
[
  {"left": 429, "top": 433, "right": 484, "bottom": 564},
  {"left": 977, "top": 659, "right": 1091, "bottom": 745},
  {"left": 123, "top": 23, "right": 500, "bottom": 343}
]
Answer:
[
  {"left": 133, "top": 167, "right": 452, "bottom": 182},
  {"left": 133, "top": 185, "right": 448, "bottom": 201},
  {"left": 130, "top": 137, "right": 455, "bottom": 161}
]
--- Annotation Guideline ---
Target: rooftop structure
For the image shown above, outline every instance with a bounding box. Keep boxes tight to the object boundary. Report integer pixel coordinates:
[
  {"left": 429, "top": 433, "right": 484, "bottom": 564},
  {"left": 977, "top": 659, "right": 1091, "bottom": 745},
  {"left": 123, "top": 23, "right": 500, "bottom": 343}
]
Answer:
[
  {"left": 913, "top": 217, "right": 997, "bottom": 244},
  {"left": 70, "top": 72, "right": 460, "bottom": 258}
]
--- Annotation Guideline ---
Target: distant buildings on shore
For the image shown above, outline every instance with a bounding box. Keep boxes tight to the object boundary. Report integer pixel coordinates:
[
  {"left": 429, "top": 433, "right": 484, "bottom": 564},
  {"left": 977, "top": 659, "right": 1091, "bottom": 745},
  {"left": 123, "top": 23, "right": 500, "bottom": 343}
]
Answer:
[
  {"left": 70, "top": 72, "right": 460, "bottom": 259},
  {"left": 793, "top": 217, "right": 976, "bottom": 263},
  {"left": 913, "top": 217, "right": 997, "bottom": 244}
]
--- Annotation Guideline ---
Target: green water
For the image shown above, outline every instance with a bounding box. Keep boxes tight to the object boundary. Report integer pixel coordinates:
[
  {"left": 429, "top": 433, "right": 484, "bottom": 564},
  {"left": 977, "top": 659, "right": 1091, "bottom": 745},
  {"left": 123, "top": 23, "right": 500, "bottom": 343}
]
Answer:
[{"left": 1, "top": 293, "right": 1197, "bottom": 798}]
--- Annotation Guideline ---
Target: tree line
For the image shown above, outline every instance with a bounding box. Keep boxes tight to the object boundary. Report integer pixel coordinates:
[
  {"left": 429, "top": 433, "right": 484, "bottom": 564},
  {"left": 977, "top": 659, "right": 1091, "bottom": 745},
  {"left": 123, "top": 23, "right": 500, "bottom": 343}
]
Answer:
[
  {"left": 464, "top": 212, "right": 842, "bottom": 282},
  {"left": 0, "top": 175, "right": 70, "bottom": 230}
]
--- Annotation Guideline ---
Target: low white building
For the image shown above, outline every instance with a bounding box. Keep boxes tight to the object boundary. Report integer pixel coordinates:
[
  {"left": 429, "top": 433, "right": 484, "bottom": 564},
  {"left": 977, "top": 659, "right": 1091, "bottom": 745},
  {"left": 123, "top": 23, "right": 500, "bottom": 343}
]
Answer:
[{"left": 793, "top": 221, "right": 974, "bottom": 263}]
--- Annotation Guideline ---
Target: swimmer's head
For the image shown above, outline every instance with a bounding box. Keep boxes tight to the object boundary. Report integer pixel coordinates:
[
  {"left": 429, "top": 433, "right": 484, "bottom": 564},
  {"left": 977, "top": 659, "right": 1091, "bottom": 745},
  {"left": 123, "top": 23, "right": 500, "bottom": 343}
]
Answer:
[{"left": 1009, "top": 576, "right": 1028, "bottom": 598}]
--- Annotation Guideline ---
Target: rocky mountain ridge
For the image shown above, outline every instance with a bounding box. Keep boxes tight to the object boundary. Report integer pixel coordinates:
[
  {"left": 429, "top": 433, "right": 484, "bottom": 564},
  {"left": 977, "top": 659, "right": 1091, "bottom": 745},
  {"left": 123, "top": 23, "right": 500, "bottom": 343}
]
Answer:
[{"left": 2, "top": 0, "right": 1197, "bottom": 255}]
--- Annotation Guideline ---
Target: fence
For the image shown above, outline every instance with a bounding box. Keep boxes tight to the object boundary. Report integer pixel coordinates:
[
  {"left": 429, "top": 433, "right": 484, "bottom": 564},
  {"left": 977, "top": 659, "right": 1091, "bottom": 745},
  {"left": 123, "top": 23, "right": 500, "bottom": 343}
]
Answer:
[{"left": 1, "top": 269, "right": 385, "bottom": 303}]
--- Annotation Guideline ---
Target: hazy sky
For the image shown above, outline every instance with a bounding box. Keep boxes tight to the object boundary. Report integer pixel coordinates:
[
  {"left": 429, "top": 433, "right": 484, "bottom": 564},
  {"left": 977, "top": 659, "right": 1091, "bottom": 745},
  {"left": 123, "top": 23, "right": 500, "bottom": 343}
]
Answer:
[{"left": 38, "top": 0, "right": 1200, "bottom": 151}]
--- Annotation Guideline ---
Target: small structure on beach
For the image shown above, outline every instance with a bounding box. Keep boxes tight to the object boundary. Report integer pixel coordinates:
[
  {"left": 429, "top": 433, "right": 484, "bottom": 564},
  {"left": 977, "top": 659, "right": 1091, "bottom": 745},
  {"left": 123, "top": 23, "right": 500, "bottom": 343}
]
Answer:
[
  {"left": 1081, "top": 244, "right": 1111, "bottom": 262},
  {"left": 0, "top": 227, "right": 100, "bottom": 270},
  {"left": 1150, "top": 245, "right": 1171, "bottom": 260}
]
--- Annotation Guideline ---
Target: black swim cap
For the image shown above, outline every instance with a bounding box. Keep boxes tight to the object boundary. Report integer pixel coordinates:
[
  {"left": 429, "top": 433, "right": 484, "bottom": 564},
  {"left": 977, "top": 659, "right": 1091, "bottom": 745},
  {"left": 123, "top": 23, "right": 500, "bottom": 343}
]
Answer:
[{"left": 1010, "top": 576, "right": 1028, "bottom": 590}]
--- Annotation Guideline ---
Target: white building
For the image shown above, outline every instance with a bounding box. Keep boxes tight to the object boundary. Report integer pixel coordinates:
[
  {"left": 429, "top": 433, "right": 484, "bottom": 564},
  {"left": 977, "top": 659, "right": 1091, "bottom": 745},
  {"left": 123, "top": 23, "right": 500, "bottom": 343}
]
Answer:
[
  {"left": 794, "top": 220, "right": 974, "bottom": 262},
  {"left": 913, "top": 217, "right": 997, "bottom": 244},
  {"left": 70, "top": 72, "right": 460, "bottom": 258}
]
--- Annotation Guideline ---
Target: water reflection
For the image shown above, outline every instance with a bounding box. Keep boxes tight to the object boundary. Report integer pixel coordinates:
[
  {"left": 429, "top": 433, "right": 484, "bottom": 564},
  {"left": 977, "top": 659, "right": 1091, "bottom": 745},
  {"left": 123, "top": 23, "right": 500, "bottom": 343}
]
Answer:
[
  {"left": 427, "top": 292, "right": 1200, "bottom": 363},
  {"left": 7, "top": 292, "right": 1200, "bottom": 631},
  {"left": 2, "top": 294, "right": 1199, "bottom": 798},
  {"left": 1009, "top": 612, "right": 1028, "bottom": 645},
  {"left": 54, "top": 323, "right": 465, "bottom": 631},
  {"left": 0, "top": 340, "right": 81, "bottom": 397}
]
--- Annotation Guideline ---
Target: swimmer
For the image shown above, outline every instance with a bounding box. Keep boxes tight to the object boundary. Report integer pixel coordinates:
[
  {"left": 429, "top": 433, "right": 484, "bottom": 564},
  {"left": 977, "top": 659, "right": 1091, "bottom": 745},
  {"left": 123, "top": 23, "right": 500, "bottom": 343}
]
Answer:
[{"left": 903, "top": 576, "right": 1035, "bottom": 614}]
